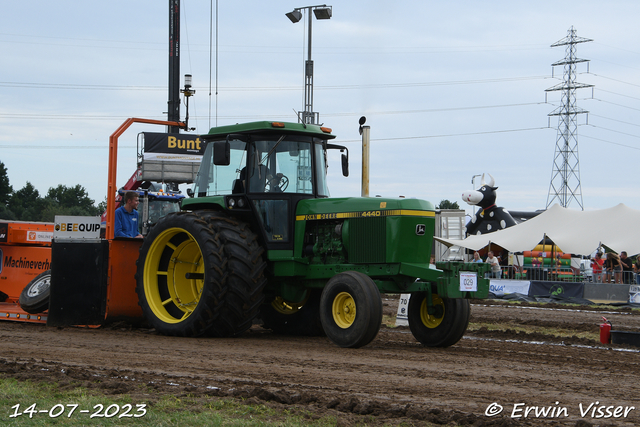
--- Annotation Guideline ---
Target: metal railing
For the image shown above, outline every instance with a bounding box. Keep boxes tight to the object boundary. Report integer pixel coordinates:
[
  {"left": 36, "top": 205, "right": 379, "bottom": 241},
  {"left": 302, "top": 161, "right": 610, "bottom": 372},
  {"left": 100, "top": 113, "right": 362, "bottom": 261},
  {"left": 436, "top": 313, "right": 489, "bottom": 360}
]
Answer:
[{"left": 489, "top": 265, "right": 638, "bottom": 284}]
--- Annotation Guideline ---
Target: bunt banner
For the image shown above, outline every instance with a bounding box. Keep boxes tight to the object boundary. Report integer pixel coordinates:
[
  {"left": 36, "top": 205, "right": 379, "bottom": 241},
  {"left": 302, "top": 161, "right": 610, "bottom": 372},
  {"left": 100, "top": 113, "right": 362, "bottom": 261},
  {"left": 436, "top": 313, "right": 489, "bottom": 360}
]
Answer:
[{"left": 142, "top": 132, "right": 204, "bottom": 162}]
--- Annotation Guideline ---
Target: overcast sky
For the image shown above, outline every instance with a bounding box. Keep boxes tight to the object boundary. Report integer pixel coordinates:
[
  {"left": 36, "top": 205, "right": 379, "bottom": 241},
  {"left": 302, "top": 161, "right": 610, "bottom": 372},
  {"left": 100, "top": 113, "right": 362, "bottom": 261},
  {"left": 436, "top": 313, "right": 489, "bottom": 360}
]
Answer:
[{"left": 2, "top": 1, "right": 639, "bottom": 219}]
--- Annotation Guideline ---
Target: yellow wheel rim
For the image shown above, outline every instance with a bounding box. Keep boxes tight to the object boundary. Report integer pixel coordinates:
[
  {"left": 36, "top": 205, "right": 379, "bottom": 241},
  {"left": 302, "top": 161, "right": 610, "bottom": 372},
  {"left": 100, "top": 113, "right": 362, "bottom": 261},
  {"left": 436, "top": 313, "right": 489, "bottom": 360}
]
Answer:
[
  {"left": 420, "top": 294, "right": 445, "bottom": 328},
  {"left": 332, "top": 291, "right": 356, "bottom": 329},
  {"left": 271, "top": 293, "right": 309, "bottom": 315},
  {"left": 143, "top": 227, "right": 205, "bottom": 324}
]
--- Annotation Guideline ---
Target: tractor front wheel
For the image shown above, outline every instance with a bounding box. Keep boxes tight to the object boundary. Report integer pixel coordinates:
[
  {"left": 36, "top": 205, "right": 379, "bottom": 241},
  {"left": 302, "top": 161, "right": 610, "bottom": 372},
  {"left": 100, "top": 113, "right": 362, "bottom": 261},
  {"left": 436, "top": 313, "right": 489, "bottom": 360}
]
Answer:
[
  {"left": 407, "top": 293, "right": 470, "bottom": 347},
  {"left": 319, "top": 271, "right": 382, "bottom": 348}
]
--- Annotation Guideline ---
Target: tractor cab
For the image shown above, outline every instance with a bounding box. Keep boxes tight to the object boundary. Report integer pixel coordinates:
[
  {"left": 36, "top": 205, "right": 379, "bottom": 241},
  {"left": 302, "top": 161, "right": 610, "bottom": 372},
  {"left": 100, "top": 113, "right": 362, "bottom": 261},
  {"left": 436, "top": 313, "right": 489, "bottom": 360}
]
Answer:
[{"left": 187, "top": 121, "right": 347, "bottom": 249}]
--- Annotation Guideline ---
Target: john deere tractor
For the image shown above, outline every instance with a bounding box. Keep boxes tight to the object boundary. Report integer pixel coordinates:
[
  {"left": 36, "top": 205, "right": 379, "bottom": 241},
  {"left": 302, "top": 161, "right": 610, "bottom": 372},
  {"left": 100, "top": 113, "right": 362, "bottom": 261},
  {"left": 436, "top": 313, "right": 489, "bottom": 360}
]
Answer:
[{"left": 135, "top": 121, "right": 489, "bottom": 348}]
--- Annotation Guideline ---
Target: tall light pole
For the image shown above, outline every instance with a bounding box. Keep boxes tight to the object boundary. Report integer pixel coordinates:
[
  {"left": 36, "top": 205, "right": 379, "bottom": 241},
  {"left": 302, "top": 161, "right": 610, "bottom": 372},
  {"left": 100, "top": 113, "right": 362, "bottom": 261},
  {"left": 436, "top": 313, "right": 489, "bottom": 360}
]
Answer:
[
  {"left": 168, "top": 0, "right": 181, "bottom": 133},
  {"left": 286, "top": 4, "right": 332, "bottom": 125}
]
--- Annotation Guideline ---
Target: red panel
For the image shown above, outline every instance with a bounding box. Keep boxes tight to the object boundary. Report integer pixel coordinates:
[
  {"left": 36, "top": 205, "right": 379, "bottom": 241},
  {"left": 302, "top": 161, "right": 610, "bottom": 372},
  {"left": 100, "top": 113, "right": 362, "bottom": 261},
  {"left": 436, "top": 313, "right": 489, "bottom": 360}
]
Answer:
[
  {"left": 0, "top": 245, "right": 52, "bottom": 300},
  {"left": 106, "top": 239, "right": 144, "bottom": 319},
  {"left": 1, "top": 222, "right": 54, "bottom": 246}
]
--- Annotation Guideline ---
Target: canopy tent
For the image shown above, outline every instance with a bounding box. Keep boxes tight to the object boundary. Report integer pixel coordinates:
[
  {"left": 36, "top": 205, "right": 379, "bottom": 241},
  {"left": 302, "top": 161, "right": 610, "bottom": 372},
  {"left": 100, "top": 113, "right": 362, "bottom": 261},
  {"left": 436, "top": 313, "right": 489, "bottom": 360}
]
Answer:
[{"left": 434, "top": 203, "right": 640, "bottom": 256}]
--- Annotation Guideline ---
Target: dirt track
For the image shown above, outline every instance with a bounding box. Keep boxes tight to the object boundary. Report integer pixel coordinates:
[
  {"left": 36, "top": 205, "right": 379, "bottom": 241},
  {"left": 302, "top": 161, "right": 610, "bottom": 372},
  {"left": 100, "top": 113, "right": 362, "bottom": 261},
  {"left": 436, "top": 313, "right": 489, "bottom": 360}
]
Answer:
[{"left": 1, "top": 297, "right": 639, "bottom": 426}]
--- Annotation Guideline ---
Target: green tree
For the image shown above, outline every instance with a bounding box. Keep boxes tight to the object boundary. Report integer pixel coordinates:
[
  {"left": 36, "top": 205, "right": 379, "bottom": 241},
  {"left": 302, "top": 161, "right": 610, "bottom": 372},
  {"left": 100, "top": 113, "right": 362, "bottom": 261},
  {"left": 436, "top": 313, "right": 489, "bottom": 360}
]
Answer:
[
  {"left": 8, "top": 182, "right": 44, "bottom": 221},
  {"left": 0, "top": 205, "right": 16, "bottom": 220},
  {"left": 437, "top": 199, "right": 460, "bottom": 210},
  {"left": 0, "top": 161, "right": 12, "bottom": 206},
  {"left": 35, "top": 184, "right": 101, "bottom": 222},
  {"left": 97, "top": 196, "right": 108, "bottom": 215},
  {"left": 45, "top": 184, "right": 100, "bottom": 216}
]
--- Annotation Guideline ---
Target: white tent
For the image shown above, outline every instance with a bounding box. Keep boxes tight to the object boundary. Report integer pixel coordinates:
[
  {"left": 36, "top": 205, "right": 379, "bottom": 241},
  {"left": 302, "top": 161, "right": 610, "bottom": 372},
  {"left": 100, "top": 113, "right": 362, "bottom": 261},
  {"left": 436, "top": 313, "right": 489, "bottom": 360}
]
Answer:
[{"left": 434, "top": 203, "right": 640, "bottom": 255}]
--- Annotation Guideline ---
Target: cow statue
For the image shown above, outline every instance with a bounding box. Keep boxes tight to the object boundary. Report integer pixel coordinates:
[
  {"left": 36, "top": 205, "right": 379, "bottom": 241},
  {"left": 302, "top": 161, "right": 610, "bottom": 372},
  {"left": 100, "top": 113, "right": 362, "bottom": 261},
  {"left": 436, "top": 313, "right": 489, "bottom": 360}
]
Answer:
[{"left": 462, "top": 173, "right": 516, "bottom": 236}]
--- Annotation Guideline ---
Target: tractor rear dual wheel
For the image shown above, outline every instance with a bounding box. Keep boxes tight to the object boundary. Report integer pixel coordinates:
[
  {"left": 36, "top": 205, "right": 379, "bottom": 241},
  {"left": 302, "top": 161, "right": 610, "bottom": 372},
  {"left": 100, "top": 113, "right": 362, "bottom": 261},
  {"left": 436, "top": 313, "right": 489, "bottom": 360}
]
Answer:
[
  {"left": 319, "top": 271, "right": 382, "bottom": 348},
  {"left": 407, "top": 293, "right": 470, "bottom": 347},
  {"left": 135, "top": 211, "right": 266, "bottom": 337}
]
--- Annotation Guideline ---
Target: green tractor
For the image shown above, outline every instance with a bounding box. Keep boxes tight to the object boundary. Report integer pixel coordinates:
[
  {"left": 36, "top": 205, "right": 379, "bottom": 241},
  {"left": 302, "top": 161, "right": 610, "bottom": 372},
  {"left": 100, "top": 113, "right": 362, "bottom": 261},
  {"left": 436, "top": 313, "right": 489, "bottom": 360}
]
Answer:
[{"left": 135, "top": 121, "right": 489, "bottom": 348}]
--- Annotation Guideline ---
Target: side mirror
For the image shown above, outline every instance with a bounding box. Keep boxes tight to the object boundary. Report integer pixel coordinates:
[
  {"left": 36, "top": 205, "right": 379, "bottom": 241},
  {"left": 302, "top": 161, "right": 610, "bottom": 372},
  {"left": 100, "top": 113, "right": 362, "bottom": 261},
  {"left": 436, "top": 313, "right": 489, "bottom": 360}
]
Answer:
[
  {"left": 341, "top": 151, "right": 349, "bottom": 177},
  {"left": 213, "top": 141, "right": 230, "bottom": 165},
  {"left": 326, "top": 143, "right": 349, "bottom": 177},
  {"left": 186, "top": 188, "right": 194, "bottom": 198}
]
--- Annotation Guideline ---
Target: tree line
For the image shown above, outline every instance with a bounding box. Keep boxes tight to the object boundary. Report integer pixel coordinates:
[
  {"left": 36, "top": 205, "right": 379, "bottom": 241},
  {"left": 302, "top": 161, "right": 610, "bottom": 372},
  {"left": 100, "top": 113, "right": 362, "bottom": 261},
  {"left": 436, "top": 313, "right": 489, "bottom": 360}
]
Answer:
[{"left": 0, "top": 161, "right": 105, "bottom": 222}]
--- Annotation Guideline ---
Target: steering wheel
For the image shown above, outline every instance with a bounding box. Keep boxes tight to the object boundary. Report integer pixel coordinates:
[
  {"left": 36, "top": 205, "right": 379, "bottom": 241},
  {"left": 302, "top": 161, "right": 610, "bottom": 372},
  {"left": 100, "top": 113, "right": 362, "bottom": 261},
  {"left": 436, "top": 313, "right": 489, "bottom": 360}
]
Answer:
[{"left": 266, "top": 173, "right": 289, "bottom": 192}]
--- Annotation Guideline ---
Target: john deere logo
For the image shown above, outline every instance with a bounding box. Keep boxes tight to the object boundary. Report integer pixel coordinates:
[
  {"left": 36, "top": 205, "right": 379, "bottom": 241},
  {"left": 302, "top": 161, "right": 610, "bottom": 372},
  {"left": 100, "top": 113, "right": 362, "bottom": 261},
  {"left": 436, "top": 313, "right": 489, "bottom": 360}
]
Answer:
[
  {"left": 416, "top": 224, "right": 426, "bottom": 236},
  {"left": 550, "top": 284, "right": 564, "bottom": 296}
]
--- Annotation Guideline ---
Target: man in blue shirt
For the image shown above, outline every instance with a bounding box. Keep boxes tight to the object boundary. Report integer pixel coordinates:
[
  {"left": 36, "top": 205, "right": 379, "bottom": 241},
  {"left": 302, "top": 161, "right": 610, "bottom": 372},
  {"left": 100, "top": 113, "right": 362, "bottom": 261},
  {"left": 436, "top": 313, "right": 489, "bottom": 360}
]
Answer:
[{"left": 114, "top": 191, "right": 143, "bottom": 238}]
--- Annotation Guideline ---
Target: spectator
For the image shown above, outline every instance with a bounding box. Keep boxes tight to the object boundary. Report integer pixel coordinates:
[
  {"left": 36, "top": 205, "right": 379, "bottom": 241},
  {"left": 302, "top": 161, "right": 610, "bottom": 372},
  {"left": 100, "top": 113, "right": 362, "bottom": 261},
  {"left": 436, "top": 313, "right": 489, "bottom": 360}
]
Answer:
[
  {"left": 620, "top": 251, "right": 633, "bottom": 284},
  {"left": 604, "top": 252, "right": 623, "bottom": 284},
  {"left": 634, "top": 256, "right": 640, "bottom": 285},
  {"left": 471, "top": 252, "right": 483, "bottom": 263},
  {"left": 591, "top": 252, "right": 604, "bottom": 283},
  {"left": 486, "top": 251, "right": 501, "bottom": 279},
  {"left": 115, "top": 191, "right": 143, "bottom": 238}
]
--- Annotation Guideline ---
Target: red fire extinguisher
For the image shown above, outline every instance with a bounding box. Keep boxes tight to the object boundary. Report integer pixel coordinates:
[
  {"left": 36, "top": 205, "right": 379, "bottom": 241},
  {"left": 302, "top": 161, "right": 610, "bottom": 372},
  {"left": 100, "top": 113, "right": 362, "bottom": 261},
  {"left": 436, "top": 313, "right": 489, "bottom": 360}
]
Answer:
[{"left": 600, "top": 316, "right": 612, "bottom": 344}]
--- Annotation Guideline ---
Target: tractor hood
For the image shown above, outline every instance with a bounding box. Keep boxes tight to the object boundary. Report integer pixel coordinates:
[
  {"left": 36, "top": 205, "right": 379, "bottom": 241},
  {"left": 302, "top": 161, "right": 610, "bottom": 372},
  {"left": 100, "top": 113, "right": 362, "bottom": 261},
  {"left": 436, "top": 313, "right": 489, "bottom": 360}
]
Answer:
[{"left": 295, "top": 197, "right": 435, "bottom": 219}]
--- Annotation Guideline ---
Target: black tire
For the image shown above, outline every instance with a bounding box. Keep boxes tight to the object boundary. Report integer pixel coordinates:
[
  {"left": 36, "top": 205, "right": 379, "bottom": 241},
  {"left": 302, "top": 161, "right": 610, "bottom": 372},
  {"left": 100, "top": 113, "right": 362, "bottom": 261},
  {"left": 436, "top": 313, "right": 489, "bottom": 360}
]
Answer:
[
  {"left": 19, "top": 270, "right": 51, "bottom": 314},
  {"left": 135, "top": 211, "right": 266, "bottom": 337},
  {"left": 319, "top": 271, "right": 382, "bottom": 348},
  {"left": 260, "top": 289, "right": 324, "bottom": 336},
  {"left": 407, "top": 293, "right": 470, "bottom": 347},
  {"left": 204, "top": 212, "right": 267, "bottom": 337}
]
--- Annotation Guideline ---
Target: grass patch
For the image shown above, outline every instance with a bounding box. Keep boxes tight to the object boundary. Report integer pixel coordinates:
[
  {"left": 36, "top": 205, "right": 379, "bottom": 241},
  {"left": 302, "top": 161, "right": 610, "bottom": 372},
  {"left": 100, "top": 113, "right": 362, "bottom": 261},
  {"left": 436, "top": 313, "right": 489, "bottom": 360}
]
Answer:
[
  {"left": 479, "top": 298, "right": 640, "bottom": 312},
  {"left": 468, "top": 321, "right": 599, "bottom": 341},
  {"left": 0, "top": 377, "right": 339, "bottom": 427},
  {"left": 381, "top": 314, "right": 399, "bottom": 328}
]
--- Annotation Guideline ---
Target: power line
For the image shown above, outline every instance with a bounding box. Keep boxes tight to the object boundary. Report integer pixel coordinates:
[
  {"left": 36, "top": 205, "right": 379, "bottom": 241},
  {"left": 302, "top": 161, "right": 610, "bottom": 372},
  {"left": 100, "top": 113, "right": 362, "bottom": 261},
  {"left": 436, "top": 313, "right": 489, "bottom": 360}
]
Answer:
[
  {"left": 589, "top": 114, "right": 640, "bottom": 129},
  {"left": 588, "top": 124, "right": 640, "bottom": 140},
  {"left": 0, "top": 75, "right": 550, "bottom": 93},
  {"left": 581, "top": 133, "right": 640, "bottom": 151},
  {"left": 588, "top": 73, "right": 640, "bottom": 88},
  {"left": 0, "top": 126, "right": 550, "bottom": 149},
  {"left": 0, "top": 82, "right": 163, "bottom": 91},
  {"left": 592, "top": 98, "right": 640, "bottom": 113},
  {"left": 335, "top": 126, "right": 550, "bottom": 144},
  {"left": 0, "top": 101, "right": 548, "bottom": 121},
  {"left": 596, "top": 88, "right": 640, "bottom": 102},
  {"left": 0, "top": 145, "right": 135, "bottom": 150}
]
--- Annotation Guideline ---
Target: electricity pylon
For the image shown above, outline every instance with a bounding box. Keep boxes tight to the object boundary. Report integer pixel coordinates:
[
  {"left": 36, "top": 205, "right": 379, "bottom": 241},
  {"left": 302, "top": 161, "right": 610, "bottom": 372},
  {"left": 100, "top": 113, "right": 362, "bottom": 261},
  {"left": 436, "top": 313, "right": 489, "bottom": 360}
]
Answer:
[{"left": 545, "top": 26, "right": 593, "bottom": 210}]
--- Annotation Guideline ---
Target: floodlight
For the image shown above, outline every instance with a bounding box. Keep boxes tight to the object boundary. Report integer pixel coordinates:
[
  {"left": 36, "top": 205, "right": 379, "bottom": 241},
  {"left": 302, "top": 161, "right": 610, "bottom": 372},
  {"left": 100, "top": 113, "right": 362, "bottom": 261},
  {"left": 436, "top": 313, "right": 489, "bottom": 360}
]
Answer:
[
  {"left": 286, "top": 5, "right": 333, "bottom": 124},
  {"left": 286, "top": 10, "right": 303, "bottom": 23},
  {"left": 313, "top": 7, "right": 332, "bottom": 20}
]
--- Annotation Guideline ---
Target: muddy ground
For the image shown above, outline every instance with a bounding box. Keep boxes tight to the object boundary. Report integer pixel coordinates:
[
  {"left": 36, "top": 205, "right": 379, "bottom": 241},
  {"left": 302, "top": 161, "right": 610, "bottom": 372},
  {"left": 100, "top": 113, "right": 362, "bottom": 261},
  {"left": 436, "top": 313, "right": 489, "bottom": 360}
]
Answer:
[{"left": 1, "top": 297, "right": 639, "bottom": 426}]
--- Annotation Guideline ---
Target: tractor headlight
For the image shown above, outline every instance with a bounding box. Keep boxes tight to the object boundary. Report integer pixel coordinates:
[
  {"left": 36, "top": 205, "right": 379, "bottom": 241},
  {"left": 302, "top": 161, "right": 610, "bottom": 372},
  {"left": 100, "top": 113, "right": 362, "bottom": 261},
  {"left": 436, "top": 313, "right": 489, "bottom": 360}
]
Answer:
[
  {"left": 228, "top": 198, "right": 236, "bottom": 208},
  {"left": 237, "top": 198, "right": 246, "bottom": 208}
]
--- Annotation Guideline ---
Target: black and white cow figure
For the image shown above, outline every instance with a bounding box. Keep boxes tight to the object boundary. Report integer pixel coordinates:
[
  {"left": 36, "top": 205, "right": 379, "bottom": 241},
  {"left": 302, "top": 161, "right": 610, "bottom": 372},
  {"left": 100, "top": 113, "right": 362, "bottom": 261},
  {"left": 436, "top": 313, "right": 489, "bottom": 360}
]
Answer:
[{"left": 462, "top": 173, "right": 516, "bottom": 236}]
